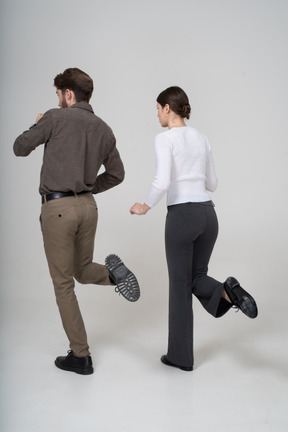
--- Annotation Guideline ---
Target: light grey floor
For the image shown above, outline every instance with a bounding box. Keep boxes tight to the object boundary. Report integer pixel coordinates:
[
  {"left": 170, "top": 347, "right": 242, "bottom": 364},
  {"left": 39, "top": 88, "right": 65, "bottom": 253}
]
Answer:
[{"left": 1, "top": 277, "right": 287, "bottom": 432}]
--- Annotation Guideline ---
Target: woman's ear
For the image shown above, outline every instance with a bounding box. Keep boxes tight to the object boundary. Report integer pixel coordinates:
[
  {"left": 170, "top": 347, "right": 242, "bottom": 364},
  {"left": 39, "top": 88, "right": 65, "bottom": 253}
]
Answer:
[{"left": 164, "top": 104, "right": 170, "bottom": 114}]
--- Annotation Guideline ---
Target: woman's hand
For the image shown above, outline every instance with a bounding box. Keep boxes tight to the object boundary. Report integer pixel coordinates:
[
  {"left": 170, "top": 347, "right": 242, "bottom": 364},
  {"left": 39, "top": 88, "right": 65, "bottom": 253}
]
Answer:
[{"left": 130, "top": 203, "right": 151, "bottom": 215}]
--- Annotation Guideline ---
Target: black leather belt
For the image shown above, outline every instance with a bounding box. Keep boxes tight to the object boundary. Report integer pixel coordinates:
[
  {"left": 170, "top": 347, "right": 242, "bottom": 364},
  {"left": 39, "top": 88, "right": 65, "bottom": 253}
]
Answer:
[{"left": 41, "top": 191, "right": 89, "bottom": 204}]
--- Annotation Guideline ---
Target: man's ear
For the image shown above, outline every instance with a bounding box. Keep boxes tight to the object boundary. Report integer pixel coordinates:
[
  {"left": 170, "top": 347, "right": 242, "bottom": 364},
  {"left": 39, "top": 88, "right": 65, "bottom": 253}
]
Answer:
[{"left": 65, "top": 89, "right": 76, "bottom": 105}]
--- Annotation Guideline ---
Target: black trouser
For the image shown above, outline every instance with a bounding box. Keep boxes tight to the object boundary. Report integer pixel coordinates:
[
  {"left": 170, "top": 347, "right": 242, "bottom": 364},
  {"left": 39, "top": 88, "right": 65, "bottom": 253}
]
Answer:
[{"left": 165, "top": 201, "right": 232, "bottom": 368}]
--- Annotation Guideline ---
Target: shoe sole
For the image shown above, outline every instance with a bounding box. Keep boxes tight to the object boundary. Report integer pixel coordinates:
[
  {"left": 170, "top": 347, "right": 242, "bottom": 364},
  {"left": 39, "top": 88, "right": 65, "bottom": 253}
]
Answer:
[
  {"left": 55, "top": 360, "right": 94, "bottom": 375},
  {"left": 237, "top": 293, "right": 258, "bottom": 318},
  {"left": 105, "top": 254, "right": 140, "bottom": 302},
  {"left": 225, "top": 277, "right": 258, "bottom": 319},
  {"left": 161, "top": 355, "right": 193, "bottom": 371}
]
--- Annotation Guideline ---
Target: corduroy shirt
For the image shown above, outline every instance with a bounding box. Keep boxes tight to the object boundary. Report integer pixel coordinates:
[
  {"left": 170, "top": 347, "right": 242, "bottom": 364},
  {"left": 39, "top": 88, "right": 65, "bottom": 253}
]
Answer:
[{"left": 13, "top": 103, "right": 125, "bottom": 196}]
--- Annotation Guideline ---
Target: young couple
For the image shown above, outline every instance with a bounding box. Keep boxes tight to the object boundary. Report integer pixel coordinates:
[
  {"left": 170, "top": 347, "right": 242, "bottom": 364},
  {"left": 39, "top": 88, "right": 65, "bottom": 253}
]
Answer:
[{"left": 13, "top": 68, "right": 257, "bottom": 375}]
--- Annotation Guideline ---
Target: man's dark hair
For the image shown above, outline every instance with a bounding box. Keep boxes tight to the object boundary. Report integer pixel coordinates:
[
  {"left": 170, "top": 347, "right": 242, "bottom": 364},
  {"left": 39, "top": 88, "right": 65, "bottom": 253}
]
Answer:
[
  {"left": 54, "top": 68, "right": 94, "bottom": 102},
  {"left": 157, "top": 86, "right": 191, "bottom": 119}
]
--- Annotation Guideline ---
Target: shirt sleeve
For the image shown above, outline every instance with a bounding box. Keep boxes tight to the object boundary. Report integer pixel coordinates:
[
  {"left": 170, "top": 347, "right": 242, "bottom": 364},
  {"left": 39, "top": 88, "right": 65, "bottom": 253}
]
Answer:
[
  {"left": 13, "top": 111, "right": 53, "bottom": 157},
  {"left": 145, "top": 133, "right": 172, "bottom": 208},
  {"left": 92, "top": 138, "right": 125, "bottom": 194},
  {"left": 204, "top": 135, "right": 218, "bottom": 192}
]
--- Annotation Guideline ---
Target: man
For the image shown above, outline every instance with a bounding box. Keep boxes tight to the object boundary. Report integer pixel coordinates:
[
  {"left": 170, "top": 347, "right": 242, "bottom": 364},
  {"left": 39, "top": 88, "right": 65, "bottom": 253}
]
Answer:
[{"left": 13, "top": 68, "right": 140, "bottom": 375}]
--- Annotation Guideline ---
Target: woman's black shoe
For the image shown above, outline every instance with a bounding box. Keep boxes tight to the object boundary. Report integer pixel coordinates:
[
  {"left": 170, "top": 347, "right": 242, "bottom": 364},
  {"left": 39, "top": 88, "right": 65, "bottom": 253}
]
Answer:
[
  {"left": 224, "top": 277, "right": 258, "bottom": 319},
  {"left": 55, "top": 350, "right": 94, "bottom": 375},
  {"left": 161, "top": 355, "right": 193, "bottom": 371}
]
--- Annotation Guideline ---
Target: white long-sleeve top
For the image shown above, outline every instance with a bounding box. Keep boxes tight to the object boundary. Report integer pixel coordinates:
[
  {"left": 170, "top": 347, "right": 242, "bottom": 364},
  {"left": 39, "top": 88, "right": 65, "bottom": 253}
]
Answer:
[{"left": 145, "top": 126, "right": 218, "bottom": 208}]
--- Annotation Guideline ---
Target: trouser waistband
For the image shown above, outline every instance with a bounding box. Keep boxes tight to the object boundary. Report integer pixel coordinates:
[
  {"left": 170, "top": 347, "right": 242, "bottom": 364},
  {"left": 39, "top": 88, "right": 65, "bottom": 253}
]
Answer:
[
  {"left": 167, "top": 201, "right": 214, "bottom": 209},
  {"left": 41, "top": 191, "right": 89, "bottom": 204}
]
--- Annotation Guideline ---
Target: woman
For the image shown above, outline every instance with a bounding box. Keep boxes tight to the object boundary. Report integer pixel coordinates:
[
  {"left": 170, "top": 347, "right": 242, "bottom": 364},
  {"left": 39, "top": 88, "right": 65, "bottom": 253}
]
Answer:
[{"left": 130, "top": 86, "right": 258, "bottom": 371}]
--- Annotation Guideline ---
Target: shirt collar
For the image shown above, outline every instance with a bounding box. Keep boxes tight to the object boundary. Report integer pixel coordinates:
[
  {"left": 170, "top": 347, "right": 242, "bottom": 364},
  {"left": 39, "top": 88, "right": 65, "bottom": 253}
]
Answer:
[{"left": 70, "top": 102, "right": 94, "bottom": 113}]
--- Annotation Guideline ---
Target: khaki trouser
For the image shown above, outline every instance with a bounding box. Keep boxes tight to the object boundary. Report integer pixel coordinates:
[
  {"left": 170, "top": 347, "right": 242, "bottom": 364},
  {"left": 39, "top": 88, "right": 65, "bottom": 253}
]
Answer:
[{"left": 40, "top": 193, "right": 112, "bottom": 357}]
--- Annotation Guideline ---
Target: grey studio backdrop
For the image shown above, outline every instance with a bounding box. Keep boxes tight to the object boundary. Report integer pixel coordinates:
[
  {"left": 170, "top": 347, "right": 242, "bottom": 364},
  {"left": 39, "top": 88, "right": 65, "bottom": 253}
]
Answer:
[
  {"left": 1, "top": 0, "right": 287, "bottom": 348},
  {"left": 0, "top": 0, "right": 287, "bottom": 427}
]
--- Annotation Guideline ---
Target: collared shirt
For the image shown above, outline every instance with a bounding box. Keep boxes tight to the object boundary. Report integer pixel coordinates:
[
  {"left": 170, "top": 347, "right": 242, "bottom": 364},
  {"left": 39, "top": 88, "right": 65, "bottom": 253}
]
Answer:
[{"left": 13, "top": 103, "right": 125, "bottom": 195}]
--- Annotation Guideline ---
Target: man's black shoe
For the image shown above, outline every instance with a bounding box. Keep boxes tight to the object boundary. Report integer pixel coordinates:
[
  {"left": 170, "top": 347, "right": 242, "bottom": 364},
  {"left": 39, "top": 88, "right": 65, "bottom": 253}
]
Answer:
[
  {"left": 224, "top": 277, "right": 258, "bottom": 319},
  {"left": 161, "top": 355, "right": 193, "bottom": 371},
  {"left": 55, "top": 350, "right": 94, "bottom": 375},
  {"left": 105, "top": 254, "right": 140, "bottom": 302}
]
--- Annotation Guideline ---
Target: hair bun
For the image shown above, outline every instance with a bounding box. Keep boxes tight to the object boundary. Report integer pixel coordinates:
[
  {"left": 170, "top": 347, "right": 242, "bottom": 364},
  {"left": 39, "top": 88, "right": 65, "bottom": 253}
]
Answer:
[{"left": 182, "top": 104, "right": 191, "bottom": 119}]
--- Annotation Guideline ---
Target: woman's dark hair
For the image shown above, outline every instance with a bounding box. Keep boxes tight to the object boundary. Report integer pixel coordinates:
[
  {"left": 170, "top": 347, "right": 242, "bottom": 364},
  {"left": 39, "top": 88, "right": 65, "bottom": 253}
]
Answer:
[
  {"left": 157, "top": 86, "right": 191, "bottom": 119},
  {"left": 54, "top": 68, "right": 94, "bottom": 102}
]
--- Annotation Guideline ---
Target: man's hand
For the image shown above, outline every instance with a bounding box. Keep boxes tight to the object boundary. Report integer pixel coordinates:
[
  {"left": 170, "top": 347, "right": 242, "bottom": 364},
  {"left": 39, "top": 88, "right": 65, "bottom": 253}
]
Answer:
[
  {"left": 130, "top": 203, "right": 151, "bottom": 215},
  {"left": 36, "top": 113, "right": 43, "bottom": 123}
]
